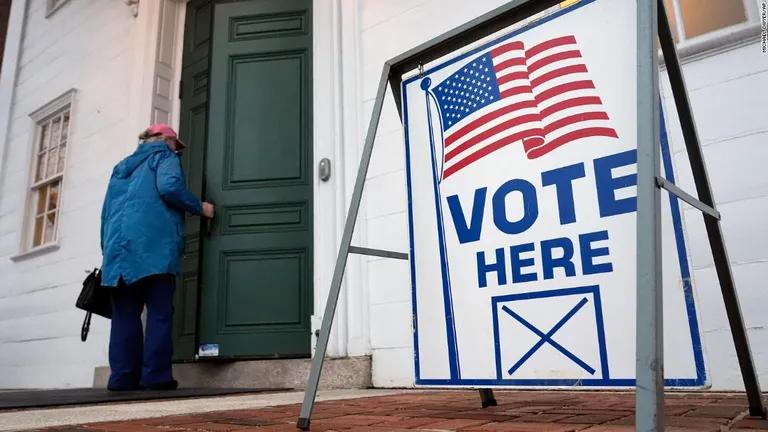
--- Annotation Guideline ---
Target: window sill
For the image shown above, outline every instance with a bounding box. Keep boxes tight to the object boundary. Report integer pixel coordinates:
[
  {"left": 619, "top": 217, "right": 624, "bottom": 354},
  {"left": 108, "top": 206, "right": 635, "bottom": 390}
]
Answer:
[
  {"left": 661, "top": 23, "right": 762, "bottom": 67},
  {"left": 10, "top": 242, "right": 61, "bottom": 262}
]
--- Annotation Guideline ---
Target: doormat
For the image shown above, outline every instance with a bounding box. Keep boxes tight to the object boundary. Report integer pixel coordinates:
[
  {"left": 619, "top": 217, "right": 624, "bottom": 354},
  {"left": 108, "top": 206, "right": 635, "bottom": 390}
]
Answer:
[{"left": 0, "top": 387, "right": 287, "bottom": 410}]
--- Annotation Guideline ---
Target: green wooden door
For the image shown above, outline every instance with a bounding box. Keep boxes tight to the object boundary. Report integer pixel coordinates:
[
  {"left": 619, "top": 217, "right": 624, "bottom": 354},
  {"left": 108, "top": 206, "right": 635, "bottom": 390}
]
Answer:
[{"left": 182, "top": 0, "right": 313, "bottom": 359}]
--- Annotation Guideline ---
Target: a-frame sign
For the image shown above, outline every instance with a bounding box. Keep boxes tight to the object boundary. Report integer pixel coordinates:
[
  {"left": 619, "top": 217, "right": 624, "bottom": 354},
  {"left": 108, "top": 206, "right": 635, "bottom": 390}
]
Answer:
[{"left": 297, "top": 1, "right": 766, "bottom": 431}]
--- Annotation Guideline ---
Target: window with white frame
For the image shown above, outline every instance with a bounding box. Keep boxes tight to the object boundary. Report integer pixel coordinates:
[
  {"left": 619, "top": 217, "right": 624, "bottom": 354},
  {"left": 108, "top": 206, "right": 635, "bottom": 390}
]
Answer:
[
  {"left": 662, "top": 0, "right": 758, "bottom": 44},
  {"left": 46, "top": 0, "right": 72, "bottom": 17},
  {"left": 25, "top": 91, "right": 74, "bottom": 251}
]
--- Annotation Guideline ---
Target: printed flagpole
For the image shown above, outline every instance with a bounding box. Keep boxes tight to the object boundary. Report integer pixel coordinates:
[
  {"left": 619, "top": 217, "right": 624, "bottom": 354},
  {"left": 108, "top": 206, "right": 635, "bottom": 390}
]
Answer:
[{"left": 421, "top": 76, "right": 460, "bottom": 381}]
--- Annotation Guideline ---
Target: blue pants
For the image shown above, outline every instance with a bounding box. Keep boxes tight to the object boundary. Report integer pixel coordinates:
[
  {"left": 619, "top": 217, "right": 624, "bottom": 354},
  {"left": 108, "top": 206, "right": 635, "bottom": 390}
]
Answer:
[{"left": 108, "top": 274, "right": 175, "bottom": 389}]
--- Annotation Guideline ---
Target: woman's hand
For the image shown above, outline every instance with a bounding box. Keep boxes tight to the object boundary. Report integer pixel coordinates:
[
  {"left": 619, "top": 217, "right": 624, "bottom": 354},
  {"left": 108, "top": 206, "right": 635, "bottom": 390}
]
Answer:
[{"left": 202, "top": 202, "right": 215, "bottom": 219}]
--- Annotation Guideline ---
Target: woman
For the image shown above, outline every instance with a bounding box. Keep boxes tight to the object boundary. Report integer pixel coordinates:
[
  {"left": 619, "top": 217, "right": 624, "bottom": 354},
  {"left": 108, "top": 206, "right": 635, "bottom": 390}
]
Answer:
[{"left": 100, "top": 124, "right": 214, "bottom": 391}]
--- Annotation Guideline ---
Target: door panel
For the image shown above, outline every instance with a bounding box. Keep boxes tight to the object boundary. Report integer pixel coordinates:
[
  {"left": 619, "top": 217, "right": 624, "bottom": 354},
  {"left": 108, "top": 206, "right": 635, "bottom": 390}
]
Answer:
[
  {"left": 228, "top": 54, "right": 304, "bottom": 183},
  {"left": 198, "top": 0, "right": 313, "bottom": 358}
]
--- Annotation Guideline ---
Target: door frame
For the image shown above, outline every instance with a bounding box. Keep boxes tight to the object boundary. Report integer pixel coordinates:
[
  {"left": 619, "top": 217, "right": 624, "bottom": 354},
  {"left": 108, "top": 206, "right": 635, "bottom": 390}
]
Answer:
[
  {"left": 309, "top": 0, "right": 367, "bottom": 358},
  {"left": 168, "top": 0, "right": 365, "bottom": 360}
]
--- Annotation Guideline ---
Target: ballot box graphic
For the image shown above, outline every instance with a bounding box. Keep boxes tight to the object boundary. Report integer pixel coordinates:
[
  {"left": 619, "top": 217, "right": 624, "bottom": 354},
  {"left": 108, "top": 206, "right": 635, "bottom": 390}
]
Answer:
[
  {"left": 401, "top": 0, "right": 705, "bottom": 387},
  {"left": 492, "top": 286, "right": 609, "bottom": 381}
]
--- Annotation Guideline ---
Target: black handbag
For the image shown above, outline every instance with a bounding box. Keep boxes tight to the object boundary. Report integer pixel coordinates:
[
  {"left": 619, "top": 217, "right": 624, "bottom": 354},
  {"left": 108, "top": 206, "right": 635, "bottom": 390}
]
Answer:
[{"left": 76, "top": 268, "right": 112, "bottom": 341}]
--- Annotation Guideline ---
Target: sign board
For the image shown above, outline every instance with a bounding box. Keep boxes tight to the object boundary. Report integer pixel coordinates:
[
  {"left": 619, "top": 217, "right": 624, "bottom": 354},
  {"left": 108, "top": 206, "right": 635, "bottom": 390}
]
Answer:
[{"left": 401, "top": 0, "right": 706, "bottom": 387}]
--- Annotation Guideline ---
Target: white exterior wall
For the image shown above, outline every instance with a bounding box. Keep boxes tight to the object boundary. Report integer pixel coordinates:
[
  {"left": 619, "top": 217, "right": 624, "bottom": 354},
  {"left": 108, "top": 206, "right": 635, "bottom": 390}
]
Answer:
[
  {"left": 0, "top": 1, "right": 141, "bottom": 388},
  {"left": 660, "top": 42, "right": 768, "bottom": 390},
  {"left": 357, "top": 0, "right": 768, "bottom": 390}
]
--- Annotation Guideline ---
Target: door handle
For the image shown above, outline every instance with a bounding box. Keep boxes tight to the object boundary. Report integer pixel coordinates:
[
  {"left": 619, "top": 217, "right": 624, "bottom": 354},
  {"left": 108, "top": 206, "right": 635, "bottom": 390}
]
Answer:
[{"left": 205, "top": 200, "right": 215, "bottom": 238}]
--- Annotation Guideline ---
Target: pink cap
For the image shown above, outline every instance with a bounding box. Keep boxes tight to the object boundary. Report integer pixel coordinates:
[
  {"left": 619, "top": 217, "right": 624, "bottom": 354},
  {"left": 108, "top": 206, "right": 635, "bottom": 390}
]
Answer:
[{"left": 146, "top": 123, "right": 186, "bottom": 148}]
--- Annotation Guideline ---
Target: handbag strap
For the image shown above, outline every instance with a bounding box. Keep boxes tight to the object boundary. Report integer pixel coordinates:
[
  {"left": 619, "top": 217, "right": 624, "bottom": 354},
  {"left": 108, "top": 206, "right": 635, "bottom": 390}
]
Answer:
[{"left": 81, "top": 311, "right": 92, "bottom": 342}]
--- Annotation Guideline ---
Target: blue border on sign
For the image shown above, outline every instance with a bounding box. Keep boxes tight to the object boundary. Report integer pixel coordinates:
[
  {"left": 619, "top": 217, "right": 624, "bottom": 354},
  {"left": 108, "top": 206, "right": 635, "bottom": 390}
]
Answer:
[
  {"left": 659, "top": 107, "right": 707, "bottom": 385},
  {"left": 401, "top": 0, "right": 706, "bottom": 387},
  {"left": 491, "top": 286, "right": 610, "bottom": 381}
]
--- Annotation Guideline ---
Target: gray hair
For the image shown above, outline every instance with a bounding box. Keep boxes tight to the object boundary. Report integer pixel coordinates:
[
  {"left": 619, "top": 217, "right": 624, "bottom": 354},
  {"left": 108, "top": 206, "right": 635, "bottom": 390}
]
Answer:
[{"left": 138, "top": 129, "right": 165, "bottom": 143}]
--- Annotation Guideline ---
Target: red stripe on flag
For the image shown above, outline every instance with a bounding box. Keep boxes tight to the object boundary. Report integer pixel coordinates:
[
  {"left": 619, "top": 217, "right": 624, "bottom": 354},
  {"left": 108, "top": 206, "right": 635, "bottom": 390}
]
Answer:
[
  {"left": 491, "top": 40, "right": 525, "bottom": 57},
  {"left": 525, "top": 127, "right": 619, "bottom": 159},
  {"left": 444, "top": 130, "right": 540, "bottom": 179},
  {"left": 445, "top": 100, "right": 539, "bottom": 147},
  {"left": 497, "top": 71, "right": 530, "bottom": 85},
  {"left": 539, "top": 96, "right": 603, "bottom": 118},
  {"left": 527, "top": 50, "right": 582, "bottom": 75},
  {"left": 525, "top": 35, "right": 577, "bottom": 58},
  {"left": 445, "top": 113, "right": 542, "bottom": 162},
  {"left": 530, "top": 64, "right": 588, "bottom": 88},
  {"left": 493, "top": 57, "right": 526, "bottom": 73},
  {"left": 535, "top": 80, "right": 595, "bottom": 104},
  {"left": 500, "top": 85, "right": 534, "bottom": 99},
  {"left": 542, "top": 111, "right": 610, "bottom": 135}
]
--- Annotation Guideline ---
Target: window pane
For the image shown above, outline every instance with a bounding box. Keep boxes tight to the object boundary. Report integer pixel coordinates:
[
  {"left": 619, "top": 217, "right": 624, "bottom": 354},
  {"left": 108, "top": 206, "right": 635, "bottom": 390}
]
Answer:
[
  {"left": 47, "top": 182, "right": 60, "bottom": 211},
  {"left": 46, "top": 147, "right": 59, "bottom": 178},
  {"left": 679, "top": 0, "right": 746, "bottom": 39},
  {"left": 39, "top": 123, "right": 50, "bottom": 151},
  {"left": 662, "top": 0, "right": 680, "bottom": 42},
  {"left": 33, "top": 216, "right": 44, "bottom": 247},
  {"left": 57, "top": 143, "right": 66, "bottom": 173},
  {"left": 51, "top": 116, "right": 62, "bottom": 148},
  {"left": 43, "top": 211, "right": 56, "bottom": 244},
  {"left": 35, "top": 187, "right": 48, "bottom": 216},
  {"left": 61, "top": 112, "right": 69, "bottom": 141},
  {"left": 35, "top": 152, "right": 47, "bottom": 182}
]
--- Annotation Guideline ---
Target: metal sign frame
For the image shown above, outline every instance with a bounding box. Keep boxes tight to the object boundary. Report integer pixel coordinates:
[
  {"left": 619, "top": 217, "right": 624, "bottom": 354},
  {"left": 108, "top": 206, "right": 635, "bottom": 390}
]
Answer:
[{"left": 296, "top": 1, "right": 766, "bottom": 430}]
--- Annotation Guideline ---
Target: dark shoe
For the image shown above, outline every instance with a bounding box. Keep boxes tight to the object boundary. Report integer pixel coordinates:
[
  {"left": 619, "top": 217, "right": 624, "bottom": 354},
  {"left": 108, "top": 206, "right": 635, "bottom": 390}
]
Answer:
[
  {"left": 140, "top": 379, "right": 178, "bottom": 390},
  {"left": 107, "top": 384, "right": 140, "bottom": 391}
]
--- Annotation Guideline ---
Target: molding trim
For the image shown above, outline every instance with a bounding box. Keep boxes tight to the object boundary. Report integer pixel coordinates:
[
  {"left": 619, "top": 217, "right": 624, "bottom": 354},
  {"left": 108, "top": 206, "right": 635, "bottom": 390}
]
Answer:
[
  {"left": 661, "top": 23, "right": 762, "bottom": 67},
  {"left": 10, "top": 242, "right": 60, "bottom": 262},
  {"left": 45, "top": 0, "right": 72, "bottom": 18},
  {"left": 29, "top": 89, "right": 77, "bottom": 122},
  {"left": 0, "top": 0, "right": 29, "bottom": 196}
]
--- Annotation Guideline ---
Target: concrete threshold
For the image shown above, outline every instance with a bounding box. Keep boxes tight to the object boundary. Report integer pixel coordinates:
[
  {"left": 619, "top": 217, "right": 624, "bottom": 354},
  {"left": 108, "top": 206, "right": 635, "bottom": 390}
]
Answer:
[
  {"left": 94, "top": 356, "right": 372, "bottom": 390},
  {"left": 0, "top": 388, "right": 408, "bottom": 431}
]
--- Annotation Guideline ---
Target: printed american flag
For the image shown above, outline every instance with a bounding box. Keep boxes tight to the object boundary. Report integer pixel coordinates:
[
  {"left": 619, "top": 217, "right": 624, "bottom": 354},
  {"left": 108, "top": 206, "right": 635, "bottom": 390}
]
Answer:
[{"left": 431, "top": 35, "right": 618, "bottom": 180}]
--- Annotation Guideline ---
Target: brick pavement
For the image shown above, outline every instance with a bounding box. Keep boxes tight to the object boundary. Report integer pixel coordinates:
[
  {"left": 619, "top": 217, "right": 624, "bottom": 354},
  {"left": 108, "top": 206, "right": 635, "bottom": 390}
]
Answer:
[{"left": 35, "top": 391, "right": 768, "bottom": 431}]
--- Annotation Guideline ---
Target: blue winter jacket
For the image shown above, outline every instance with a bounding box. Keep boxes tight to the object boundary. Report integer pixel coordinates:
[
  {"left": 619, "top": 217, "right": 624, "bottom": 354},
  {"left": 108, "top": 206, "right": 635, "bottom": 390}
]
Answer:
[{"left": 100, "top": 141, "right": 202, "bottom": 287}]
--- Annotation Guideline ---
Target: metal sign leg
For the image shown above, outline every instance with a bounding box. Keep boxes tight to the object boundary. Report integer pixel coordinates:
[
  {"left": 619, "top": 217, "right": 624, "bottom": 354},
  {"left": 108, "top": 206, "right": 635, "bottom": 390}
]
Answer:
[
  {"left": 296, "top": 65, "right": 392, "bottom": 431},
  {"left": 657, "top": 0, "right": 766, "bottom": 419},
  {"left": 479, "top": 389, "right": 497, "bottom": 408},
  {"left": 636, "top": 1, "right": 663, "bottom": 431}
]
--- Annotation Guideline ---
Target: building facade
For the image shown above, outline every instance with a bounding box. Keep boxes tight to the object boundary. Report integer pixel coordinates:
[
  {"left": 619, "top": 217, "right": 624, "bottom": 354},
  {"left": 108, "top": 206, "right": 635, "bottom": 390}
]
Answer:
[{"left": 0, "top": 0, "right": 765, "bottom": 390}]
